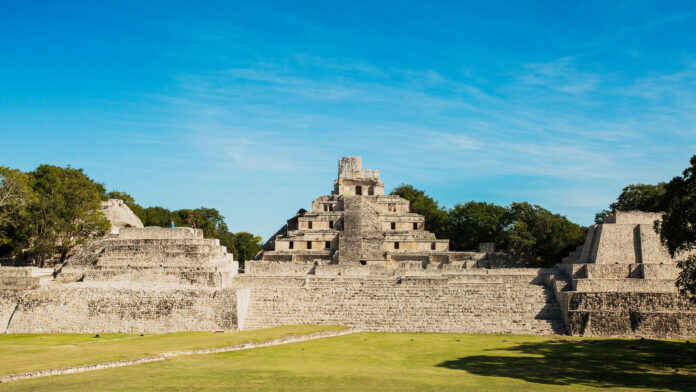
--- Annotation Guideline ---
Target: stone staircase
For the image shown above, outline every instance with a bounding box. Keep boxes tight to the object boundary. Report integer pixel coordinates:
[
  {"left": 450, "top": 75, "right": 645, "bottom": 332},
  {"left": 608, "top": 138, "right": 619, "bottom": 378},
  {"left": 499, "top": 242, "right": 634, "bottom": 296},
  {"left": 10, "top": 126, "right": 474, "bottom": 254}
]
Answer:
[
  {"left": 58, "top": 227, "right": 237, "bottom": 286},
  {"left": 552, "top": 262, "right": 696, "bottom": 339},
  {"left": 242, "top": 270, "right": 565, "bottom": 335}
]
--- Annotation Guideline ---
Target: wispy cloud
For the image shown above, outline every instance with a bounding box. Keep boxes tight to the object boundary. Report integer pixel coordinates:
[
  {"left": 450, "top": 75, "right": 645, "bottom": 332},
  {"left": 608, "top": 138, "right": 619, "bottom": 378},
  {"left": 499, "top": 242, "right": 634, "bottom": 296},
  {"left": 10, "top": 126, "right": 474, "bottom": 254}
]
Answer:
[{"left": 517, "top": 57, "right": 601, "bottom": 94}]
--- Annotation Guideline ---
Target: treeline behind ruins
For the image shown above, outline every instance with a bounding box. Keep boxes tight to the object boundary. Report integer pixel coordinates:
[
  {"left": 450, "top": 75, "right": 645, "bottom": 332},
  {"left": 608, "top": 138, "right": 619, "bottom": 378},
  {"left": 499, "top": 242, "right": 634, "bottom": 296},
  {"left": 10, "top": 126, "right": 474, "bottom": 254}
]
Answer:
[{"left": 0, "top": 165, "right": 262, "bottom": 266}]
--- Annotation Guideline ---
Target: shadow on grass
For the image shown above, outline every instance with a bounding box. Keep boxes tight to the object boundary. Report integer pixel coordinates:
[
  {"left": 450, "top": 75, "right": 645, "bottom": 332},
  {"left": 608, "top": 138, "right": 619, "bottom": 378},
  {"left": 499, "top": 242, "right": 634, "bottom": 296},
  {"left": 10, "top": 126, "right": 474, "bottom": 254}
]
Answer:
[{"left": 436, "top": 339, "right": 695, "bottom": 391}]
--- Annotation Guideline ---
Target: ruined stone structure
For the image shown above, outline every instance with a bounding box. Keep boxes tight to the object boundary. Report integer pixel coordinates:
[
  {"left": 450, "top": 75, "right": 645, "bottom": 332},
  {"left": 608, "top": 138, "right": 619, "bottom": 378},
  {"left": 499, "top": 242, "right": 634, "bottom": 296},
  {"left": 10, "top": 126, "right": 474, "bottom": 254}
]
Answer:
[
  {"left": 553, "top": 211, "right": 696, "bottom": 339},
  {"left": 1, "top": 158, "right": 694, "bottom": 339},
  {"left": 1, "top": 227, "right": 242, "bottom": 333},
  {"left": 245, "top": 157, "right": 563, "bottom": 334},
  {"left": 100, "top": 199, "right": 144, "bottom": 234},
  {"left": 255, "top": 156, "right": 487, "bottom": 270}
]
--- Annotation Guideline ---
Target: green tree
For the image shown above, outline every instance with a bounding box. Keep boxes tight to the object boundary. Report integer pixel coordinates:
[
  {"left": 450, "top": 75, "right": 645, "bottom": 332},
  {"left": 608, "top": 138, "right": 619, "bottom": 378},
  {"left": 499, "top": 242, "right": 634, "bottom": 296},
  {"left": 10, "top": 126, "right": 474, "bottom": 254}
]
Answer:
[
  {"left": 174, "top": 207, "right": 237, "bottom": 254},
  {"left": 594, "top": 209, "right": 612, "bottom": 224},
  {"left": 449, "top": 201, "right": 508, "bottom": 251},
  {"left": 28, "top": 165, "right": 110, "bottom": 265},
  {"left": 234, "top": 232, "right": 263, "bottom": 265},
  {"left": 0, "top": 167, "right": 32, "bottom": 226},
  {"left": 610, "top": 183, "right": 667, "bottom": 212},
  {"left": 390, "top": 184, "right": 450, "bottom": 239},
  {"left": 140, "top": 206, "right": 176, "bottom": 227},
  {"left": 0, "top": 166, "right": 34, "bottom": 257},
  {"left": 103, "top": 193, "right": 243, "bottom": 260},
  {"left": 655, "top": 155, "right": 696, "bottom": 302},
  {"left": 218, "top": 230, "right": 238, "bottom": 261},
  {"left": 504, "top": 202, "right": 586, "bottom": 268},
  {"left": 106, "top": 191, "right": 136, "bottom": 206}
]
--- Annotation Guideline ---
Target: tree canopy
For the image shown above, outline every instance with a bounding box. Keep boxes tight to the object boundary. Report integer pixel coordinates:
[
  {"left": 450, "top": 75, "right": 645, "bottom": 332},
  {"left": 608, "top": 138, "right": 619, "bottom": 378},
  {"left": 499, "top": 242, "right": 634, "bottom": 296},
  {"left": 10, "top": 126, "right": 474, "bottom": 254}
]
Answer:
[
  {"left": 655, "top": 155, "right": 696, "bottom": 302},
  {"left": 449, "top": 201, "right": 508, "bottom": 251},
  {"left": 504, "top": 202, "right": 587, "bottom": 268},
  {"left": 610, "top": 183, "right": 668, "bottom": 212},
  {"left": 391, "top": 185, "right": 586, "bottom": 268},
  {"left": 0, "top": 166, "right": 262, "bottom": 267},
  {"left": 0, "top": 166, "right": 33, "bottom": 257},
  {"left": 0, "top": 165, "right": 111, "bottom": 265},
  {"left": 390, "top": 184, "right": 450, "bottom": 239},
  {"left": 104, "top": 190, "right": 261, "bottom": 265},
  {"left": 595, "top": 182, "right": 669, "bottom": 224}
]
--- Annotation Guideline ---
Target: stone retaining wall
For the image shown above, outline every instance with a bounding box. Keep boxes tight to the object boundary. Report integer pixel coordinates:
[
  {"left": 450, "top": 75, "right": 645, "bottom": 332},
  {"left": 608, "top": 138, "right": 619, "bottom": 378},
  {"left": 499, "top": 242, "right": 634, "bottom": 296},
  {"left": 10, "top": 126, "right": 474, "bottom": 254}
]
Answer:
[
  {"left": 241, "top": 274, "right": 565, "bottom": 335},
  {"left": 1, "top": 284, "right": 242, "bottom": 333}
]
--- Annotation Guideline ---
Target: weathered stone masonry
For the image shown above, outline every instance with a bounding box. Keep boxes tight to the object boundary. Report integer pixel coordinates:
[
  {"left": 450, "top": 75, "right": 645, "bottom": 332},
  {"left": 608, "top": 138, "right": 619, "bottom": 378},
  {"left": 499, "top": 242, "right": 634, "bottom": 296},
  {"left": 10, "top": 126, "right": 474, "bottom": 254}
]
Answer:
[
  {"left": 1, "top": 227, "right": 243, "bottom": 333},
  {"left": 552, "top": 211, "right": 696, "bottom": 339},
  {"left": 1, "top": 158, "right": 694, "bottom": 339}
]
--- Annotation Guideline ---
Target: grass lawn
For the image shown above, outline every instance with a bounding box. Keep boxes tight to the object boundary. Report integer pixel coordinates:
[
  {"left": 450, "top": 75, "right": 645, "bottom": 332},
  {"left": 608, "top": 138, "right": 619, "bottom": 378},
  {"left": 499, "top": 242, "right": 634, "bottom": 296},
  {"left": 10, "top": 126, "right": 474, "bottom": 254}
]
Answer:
[
  {"left": 0, "top": 325, "right": 345, "bottom": 376},
  {"left": 1, "top": 331, "right": 694, "bottom": 391}
]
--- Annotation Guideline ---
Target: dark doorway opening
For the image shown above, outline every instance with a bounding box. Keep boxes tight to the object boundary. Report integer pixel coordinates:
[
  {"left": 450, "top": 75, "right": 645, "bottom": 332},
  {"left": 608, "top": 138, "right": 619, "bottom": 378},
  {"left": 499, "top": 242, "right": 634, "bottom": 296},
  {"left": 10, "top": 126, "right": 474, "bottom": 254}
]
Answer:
[{"left": 356, "top": 186, "right": 362, "bottom": 195}]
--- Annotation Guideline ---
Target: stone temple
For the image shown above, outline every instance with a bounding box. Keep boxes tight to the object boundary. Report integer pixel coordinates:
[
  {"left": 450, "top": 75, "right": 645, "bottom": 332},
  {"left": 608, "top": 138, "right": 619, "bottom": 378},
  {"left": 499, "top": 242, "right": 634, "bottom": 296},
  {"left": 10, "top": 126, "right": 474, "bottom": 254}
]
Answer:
[
  {"left": 0, "top": 156, "right": 694, "bottom": 339},
  {"left": 255, "top": 156, "right": 489, "bottom": 272}
]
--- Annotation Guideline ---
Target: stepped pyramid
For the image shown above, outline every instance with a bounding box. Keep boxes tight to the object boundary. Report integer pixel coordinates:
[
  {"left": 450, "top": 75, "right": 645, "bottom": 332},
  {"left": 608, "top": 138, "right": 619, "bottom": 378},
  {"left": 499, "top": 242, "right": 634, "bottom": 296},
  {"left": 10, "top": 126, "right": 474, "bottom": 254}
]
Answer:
[
  {"left": 59, "top": 227, "right": 237, "bottom": 286},
  {"left": 253, "top": 156, "right": 488, "bottom": 272},
  {"left": 240, "top": 157, "right": 565, "bottom": 335},
  {"left": 554, "top": 211, "right": 696, "bottom": 338}
]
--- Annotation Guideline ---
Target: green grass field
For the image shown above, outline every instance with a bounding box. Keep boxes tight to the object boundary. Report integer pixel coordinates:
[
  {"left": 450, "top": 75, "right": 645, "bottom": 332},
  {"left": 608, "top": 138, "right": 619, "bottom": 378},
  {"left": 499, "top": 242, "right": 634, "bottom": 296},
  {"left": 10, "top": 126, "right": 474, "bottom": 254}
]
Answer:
[
  {"left": 1, "top": 329, "right": 694, "bottom": 391},
  {"left": 0, "top": 325, "right": 345, "bottom": 376}
]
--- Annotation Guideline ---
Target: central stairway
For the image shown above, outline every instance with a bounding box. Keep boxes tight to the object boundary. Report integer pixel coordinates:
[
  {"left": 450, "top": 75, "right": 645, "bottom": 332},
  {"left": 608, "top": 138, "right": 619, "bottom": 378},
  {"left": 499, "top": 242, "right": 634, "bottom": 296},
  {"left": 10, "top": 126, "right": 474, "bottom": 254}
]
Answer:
[{"left": 242, "top": 269, "right": 565, "bottom": 335}]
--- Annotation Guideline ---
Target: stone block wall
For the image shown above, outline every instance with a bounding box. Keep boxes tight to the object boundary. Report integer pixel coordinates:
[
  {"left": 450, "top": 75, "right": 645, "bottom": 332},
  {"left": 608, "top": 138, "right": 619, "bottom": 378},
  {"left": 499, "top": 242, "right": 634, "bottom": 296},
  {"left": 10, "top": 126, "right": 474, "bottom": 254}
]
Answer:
[
  {"left": 240, "top": 272, "right": 565, "bottom": 335},
  {"left": 563, "top": 291, "right": 696, "bottom": 339},
  {"left": 1, "top": 283, "right": 243, "bottom": 333}
]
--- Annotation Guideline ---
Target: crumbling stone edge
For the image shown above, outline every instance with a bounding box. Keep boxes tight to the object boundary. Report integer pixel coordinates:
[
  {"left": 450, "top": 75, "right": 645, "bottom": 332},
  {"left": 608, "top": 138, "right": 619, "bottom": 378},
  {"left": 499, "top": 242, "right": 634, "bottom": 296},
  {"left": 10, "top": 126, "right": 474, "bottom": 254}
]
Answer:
[{"left": 0, "top": 328, "right": 357, "bottom": 383}]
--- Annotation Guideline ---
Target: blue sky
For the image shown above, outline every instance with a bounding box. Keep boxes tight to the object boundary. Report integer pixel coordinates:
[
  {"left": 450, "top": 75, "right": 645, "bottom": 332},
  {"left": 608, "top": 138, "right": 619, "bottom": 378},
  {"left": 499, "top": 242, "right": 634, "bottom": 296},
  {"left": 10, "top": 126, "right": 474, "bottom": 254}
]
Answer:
[{"left": 1, "top": 1, "right": 695, "bottom": 239}]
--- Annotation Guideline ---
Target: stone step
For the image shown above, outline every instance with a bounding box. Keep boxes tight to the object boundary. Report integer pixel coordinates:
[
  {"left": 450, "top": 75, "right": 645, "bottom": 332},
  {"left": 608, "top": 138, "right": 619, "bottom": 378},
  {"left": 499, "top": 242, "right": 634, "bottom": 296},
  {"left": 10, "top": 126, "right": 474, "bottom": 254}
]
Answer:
[
  {"left": 445, "top": 274, "right": 545, "bottom": 284},
  {"left": 571, "top": 264, "right": 636, "bottom": 279},
  {"left": 572, "top": 278, "right": 677, "bottom": 292},
  {"left": 242, "top": 281, "right": 565, "bottom": 335},
  {"left": 96, "top": 253, "right": 229, "bottom": 266},
  {"left": 103, "top": 244, "right": 226, "bottom": 253},
  {"left": 0, "top": 276, "right": 40, "bottom": 289},
  {"left": 104, "top": 238, "right": 220, "bottom": 246},
  {"left": 242, "top": 318, "right": 565, "bottom": 334},
  {"left": 570, "top": 263, "right": 679, "bottom": 280},
  {"left": 117, "top": 227, "right": 204, "bottom": 239},
  {"left": 82, "top": 269, "right": 232, "bottom": 286},
  {"left": 0, "top": 267, "right": 33, "bottom": 277},
  {"left": 566, "top": 291, "right": 696, "bottom": 312},
  {"left": 567, "top": 309, "right": 696, "bottom": 339}
]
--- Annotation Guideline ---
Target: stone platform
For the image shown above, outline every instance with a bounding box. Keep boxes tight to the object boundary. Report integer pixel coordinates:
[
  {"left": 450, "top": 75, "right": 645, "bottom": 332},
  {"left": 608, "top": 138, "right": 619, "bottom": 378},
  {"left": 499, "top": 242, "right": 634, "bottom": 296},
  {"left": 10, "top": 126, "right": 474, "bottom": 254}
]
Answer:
[
  {"left": 234, "top": 269, "right": 565, "bottom": 335},
  {"left": 1, "top": 227, "right": 242, "bottom": 333},
  {"left": 553, "top": 211, "right": 696, "bottom": 339}
]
